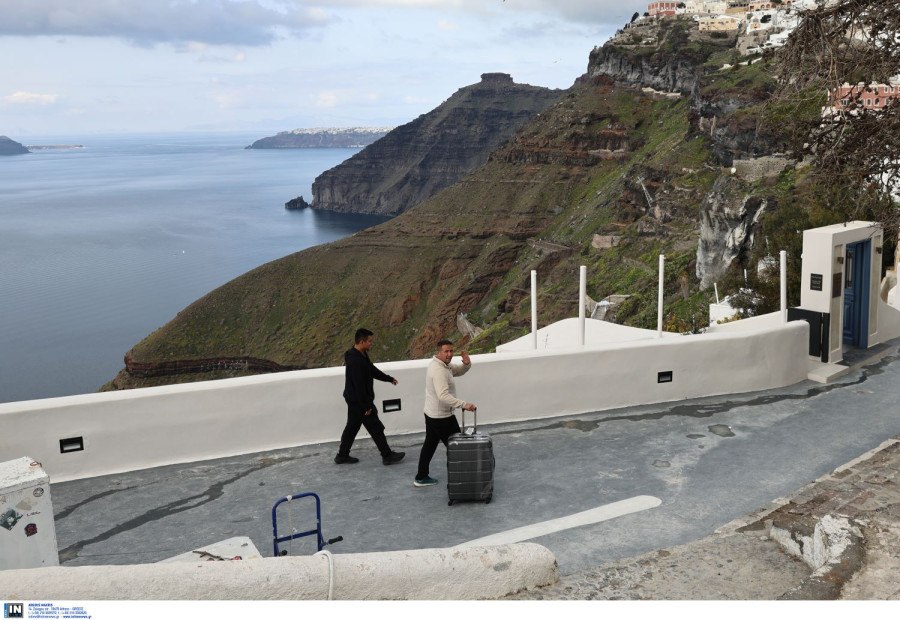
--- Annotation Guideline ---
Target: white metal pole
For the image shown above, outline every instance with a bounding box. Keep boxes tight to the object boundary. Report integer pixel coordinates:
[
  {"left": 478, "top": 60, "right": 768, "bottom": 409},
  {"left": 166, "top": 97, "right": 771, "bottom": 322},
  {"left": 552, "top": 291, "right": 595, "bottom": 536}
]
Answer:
[
  {"left": 780, "top": 250, "right": 787, "bottom": 323},
  {"left": 714, "top": 282, "right": 720, "bottom": 305},
  {"left": 657, "top": 254, "right": 665, "bottom": 338},
  {"left": 531, "top": 270, "right": 538, "bottom": 350},
  {"left": 579, "top": 265, "right": 587, "bottom": 346}
]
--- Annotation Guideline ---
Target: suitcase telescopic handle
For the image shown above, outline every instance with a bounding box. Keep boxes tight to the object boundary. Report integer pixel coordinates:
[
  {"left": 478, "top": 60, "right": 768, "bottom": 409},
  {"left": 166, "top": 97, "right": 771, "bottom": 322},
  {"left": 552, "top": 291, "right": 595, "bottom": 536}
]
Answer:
[{"left": 461, "top": 406, "right": 477, "bottom": 433}]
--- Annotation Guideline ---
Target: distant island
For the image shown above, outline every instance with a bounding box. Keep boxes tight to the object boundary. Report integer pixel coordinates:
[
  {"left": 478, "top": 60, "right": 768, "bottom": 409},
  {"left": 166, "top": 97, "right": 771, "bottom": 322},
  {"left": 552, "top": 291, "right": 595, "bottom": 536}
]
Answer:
[
  {"left": 246, "top": 127, "right": 393, "bottom": 149},
  {"left": 0, "top": 136, "right": 29, "bottom": 155},
  {"left": 26, "top": 144, "right": 84, "bottom": 150}
]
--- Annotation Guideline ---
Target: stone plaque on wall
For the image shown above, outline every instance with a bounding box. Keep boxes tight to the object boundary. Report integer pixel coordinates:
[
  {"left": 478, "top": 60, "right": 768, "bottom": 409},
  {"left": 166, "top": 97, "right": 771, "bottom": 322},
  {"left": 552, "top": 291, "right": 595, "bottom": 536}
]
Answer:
[{"left": 810, "top": 273, "right": 823, "bottom": 291}]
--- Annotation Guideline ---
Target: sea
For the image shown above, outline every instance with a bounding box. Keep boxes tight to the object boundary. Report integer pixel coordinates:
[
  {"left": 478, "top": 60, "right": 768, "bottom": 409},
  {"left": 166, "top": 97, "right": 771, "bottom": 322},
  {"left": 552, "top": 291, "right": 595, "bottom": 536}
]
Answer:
[{"left": 0, "top": 133, "right": 387, "bottom": 404}]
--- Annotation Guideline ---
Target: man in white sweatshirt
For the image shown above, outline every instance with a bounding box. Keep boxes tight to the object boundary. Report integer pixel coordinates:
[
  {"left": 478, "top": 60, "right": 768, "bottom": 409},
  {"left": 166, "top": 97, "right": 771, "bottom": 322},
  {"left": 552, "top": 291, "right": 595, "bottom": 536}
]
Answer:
[{"left": 414, "top": 339, "right": 477, "bottom": 487}]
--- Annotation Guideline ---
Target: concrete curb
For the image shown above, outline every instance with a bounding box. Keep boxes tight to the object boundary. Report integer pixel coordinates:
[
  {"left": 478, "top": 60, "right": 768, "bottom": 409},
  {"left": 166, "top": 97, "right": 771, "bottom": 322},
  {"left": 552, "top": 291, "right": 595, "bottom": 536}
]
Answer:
[{"left": 0, "top": 543, "right": 558, "bottom": 600}]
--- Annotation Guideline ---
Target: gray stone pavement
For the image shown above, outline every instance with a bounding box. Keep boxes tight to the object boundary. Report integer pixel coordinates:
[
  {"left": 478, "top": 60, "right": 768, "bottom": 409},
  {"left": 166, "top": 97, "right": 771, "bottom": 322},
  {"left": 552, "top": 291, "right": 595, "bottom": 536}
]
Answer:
[
  {"left": 508, "top": 436, "right": 900, "bottom": 600},
  {"left": 49, "top": 341, "right": 900, "bottom": 599}
]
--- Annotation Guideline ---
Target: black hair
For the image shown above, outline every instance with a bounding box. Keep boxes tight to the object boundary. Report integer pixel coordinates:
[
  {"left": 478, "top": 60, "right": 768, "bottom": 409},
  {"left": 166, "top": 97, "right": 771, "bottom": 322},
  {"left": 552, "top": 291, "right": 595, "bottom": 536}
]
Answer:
[
  {"left": 436, "top": 338, "right": 453, "bottom": 349},
  {"left": 355, "top": 328, "right": 374, "bottom": 344}
]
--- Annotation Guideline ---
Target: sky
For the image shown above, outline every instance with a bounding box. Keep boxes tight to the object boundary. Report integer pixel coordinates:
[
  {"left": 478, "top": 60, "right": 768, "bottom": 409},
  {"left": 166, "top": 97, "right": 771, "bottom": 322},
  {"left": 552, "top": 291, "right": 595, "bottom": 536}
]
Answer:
[{"left": 0, "top": 0, "right": 649, "bottom": 138}]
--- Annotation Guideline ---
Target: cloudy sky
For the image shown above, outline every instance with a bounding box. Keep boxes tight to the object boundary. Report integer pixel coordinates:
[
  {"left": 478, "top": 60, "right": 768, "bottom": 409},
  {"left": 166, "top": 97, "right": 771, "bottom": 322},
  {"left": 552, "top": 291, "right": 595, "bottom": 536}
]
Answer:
[{"left": 0, "top": 0, "right": 648, "bottom": 137}]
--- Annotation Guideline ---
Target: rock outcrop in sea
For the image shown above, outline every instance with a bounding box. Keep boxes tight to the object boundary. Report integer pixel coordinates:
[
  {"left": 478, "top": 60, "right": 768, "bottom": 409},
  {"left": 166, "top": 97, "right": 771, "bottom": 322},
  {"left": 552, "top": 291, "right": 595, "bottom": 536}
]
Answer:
[{"left": 284, "top": 196, "right": 310, "bottom": 210}]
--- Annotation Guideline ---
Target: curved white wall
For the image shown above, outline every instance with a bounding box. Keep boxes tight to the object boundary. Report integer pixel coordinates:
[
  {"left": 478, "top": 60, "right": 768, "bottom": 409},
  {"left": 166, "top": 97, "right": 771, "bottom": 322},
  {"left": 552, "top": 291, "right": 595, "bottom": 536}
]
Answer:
[
  {"left": 0, "top": 321, "right": 809, "bottom": 482},
  {"left": 0, "top": 543, "right": 558, "bottom": 600},
  {"left": 706, "top": 311, "right": 785, "bottom": 333}
]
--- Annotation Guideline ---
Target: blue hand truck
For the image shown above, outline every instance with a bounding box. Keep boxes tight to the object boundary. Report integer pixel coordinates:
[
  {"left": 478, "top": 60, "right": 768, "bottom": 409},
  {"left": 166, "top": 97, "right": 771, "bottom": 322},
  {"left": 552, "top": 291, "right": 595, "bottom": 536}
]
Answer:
[{"left": 271, "top": 491, "right": 343, "bottom": 557}]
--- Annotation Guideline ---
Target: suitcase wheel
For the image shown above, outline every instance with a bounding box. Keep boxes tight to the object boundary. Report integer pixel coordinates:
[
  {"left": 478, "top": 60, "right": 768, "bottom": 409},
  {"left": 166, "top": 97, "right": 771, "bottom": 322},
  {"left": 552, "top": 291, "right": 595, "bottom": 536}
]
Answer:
[
  {"left": 448, "top": 500, "right": 454, "bottom": 506},
  {"left": 485, "top": 495, "right": 492, "bottom": 504}
]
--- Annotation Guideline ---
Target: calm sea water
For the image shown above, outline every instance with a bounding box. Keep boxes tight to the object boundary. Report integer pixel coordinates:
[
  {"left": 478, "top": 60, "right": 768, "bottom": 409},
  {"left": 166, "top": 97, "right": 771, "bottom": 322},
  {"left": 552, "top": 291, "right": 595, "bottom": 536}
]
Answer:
[{"left": 0, "top": 133, "right": 385, "bottom": 403}]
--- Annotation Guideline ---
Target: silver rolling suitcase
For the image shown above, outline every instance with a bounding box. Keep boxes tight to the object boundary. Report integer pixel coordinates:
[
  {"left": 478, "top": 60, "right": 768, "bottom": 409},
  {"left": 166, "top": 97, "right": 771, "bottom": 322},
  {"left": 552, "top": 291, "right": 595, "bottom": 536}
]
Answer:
[{"left": 446, "top": 409, "right": 494, "bottom": 505}]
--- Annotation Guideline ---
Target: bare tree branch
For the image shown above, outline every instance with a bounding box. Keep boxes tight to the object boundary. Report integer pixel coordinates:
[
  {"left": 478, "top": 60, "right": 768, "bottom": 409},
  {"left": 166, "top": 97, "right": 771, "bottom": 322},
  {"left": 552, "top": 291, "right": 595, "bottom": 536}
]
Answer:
[{"left": 773, "top": 0, "right": 900, "bottom": 229}]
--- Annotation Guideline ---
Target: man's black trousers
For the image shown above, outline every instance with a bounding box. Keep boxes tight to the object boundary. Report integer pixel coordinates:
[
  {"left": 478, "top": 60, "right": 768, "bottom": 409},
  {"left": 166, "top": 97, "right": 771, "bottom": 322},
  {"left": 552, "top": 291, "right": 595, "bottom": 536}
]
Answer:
[
  {"left": 338, "top": 405, "right": 391, "bottom": 457},
  {"left": 416, "top": 413, "right": 461, "bottom": 480}
]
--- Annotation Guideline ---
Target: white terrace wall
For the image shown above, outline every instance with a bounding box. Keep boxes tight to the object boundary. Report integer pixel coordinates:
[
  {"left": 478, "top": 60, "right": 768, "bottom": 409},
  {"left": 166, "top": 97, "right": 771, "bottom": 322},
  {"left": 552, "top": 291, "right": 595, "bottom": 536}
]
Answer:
[
  {"left": 707, "top": 310, "right": 785, "bottom": 333},
  {"left": 875, "top": 297, "right": 900, "bottom": 343},
  {"left": 0, "top": 321, "right": 809, "bottom": 482},
  {"left": 1, "top": 543, "right": 558, "bottom": 600}
]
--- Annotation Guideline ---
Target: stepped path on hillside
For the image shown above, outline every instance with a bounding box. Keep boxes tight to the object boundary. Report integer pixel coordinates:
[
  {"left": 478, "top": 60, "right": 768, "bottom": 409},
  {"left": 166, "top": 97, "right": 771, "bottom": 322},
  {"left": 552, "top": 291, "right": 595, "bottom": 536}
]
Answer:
[{"left": 53, "top": 342, "right": 900, "bottom": 598}]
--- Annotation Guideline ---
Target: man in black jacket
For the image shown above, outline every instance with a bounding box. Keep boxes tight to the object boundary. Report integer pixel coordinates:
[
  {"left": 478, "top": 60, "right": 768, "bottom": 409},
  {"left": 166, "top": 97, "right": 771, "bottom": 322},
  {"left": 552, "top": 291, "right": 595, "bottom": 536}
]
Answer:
[{"left": 335, "top": 328, "right": 405, "bottom": 465}]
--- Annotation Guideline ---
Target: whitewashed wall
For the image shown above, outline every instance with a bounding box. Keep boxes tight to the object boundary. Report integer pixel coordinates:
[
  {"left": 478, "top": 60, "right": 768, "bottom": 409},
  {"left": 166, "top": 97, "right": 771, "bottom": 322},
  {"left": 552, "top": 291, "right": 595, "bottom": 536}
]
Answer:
[
  {"left": 0, "top": 543, "right": 558, "bottom": 600},
  {"left": 706, "top": 310, "right": 786, "bottom": 333},
  {"left": 0, "top": 321, "right": 809, "bottom": 482},
  {"left": 875, "top": 298, "right": 900, "bottom": 344}
]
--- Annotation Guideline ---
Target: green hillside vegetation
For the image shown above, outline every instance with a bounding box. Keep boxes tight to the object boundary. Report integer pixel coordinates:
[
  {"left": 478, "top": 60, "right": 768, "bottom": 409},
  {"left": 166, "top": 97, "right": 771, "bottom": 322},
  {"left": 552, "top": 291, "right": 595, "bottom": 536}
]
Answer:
[{"left": 106, "top": 29, "right": 877, "bottom": 391}]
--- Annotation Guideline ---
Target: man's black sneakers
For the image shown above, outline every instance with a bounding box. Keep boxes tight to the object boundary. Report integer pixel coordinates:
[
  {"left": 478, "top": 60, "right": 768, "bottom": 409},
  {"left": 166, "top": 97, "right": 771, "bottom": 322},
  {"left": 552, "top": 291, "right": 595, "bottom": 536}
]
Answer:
[
  {"left": 382, "top": 451, "right": 405, "bottom": 465},
  {"left": 334, "top": 454, "right": 360, "bottom": 464}
]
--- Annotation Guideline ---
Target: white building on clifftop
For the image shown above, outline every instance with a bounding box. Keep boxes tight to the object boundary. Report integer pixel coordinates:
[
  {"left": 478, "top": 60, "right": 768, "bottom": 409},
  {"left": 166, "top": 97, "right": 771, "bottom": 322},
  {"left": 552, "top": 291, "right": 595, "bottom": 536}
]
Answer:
[{"left": 682, "top": 1, "right": 729, "bottom": 14}]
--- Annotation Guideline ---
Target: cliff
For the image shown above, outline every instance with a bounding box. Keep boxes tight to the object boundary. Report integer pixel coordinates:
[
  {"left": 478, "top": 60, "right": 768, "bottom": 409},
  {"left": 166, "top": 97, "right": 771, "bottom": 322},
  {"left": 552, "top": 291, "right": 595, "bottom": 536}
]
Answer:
[
  {"left": 590, "top": 16, "right": 736, "bottom": 96},
  {"left": 308, "top": 73, "right": 564, "bottom": 216},
  {"left": 0, "top": 136, "right": 29, "bottom": 155},
  {"left": 246, "top": 127, "right": 392, "bottom": 149},
  {"left": 107, "top": 17, "right": 846, "bottom": 390},
  {"left": 109, "top": 73, "right": 715, "bottom": 388}
]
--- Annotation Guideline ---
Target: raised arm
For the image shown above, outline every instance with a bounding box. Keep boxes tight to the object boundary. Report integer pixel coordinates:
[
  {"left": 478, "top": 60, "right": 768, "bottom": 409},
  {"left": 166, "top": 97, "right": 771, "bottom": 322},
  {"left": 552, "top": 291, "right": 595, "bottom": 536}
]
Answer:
[{"left": 449, "top": 358, "right": 471, "bottom": 377}]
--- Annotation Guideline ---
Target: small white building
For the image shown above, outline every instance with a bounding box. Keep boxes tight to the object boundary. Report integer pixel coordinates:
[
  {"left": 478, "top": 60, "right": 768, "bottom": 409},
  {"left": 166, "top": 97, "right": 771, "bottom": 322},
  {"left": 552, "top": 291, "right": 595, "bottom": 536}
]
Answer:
[{"left": 789, "top": 221, "right": 900, "bottom": 364}]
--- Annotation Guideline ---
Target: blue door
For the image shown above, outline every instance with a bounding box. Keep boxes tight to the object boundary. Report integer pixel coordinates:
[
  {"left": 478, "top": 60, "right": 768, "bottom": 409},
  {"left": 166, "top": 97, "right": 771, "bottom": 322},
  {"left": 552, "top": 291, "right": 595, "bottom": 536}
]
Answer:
[{"left": 843, "top": 241, "right": 871, "bottom": 348}]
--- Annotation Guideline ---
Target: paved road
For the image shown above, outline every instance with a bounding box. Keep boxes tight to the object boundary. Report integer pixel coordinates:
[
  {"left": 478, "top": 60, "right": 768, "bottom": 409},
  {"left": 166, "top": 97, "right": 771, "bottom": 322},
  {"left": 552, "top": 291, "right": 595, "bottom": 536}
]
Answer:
[{"left": 52, "top": 344, "right": 900, "bottom": 574}]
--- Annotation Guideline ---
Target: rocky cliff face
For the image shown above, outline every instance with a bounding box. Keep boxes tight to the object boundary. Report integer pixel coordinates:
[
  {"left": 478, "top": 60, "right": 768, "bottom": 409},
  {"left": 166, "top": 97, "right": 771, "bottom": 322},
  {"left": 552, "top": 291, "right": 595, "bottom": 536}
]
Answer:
[
  {"left": 696, "top": 175, "right": 770, "bottom": 289},
  {"left": 587, "top": 44, "right": 701, "bottom": 96},
  {"left": 586, "top": 26, "right": 784, "bottom": 291},
  {"left": 308, "top": 73, "right": 563, "bottom": 216},
  {"left": 586, "top": 17, "right": 739, "bottom": 96},
  {"left": 0, "top": 136, "right": 29, "bottom": 155},
  {"left": 692, "top": 80, "right": 783, "bottom": 167}
]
